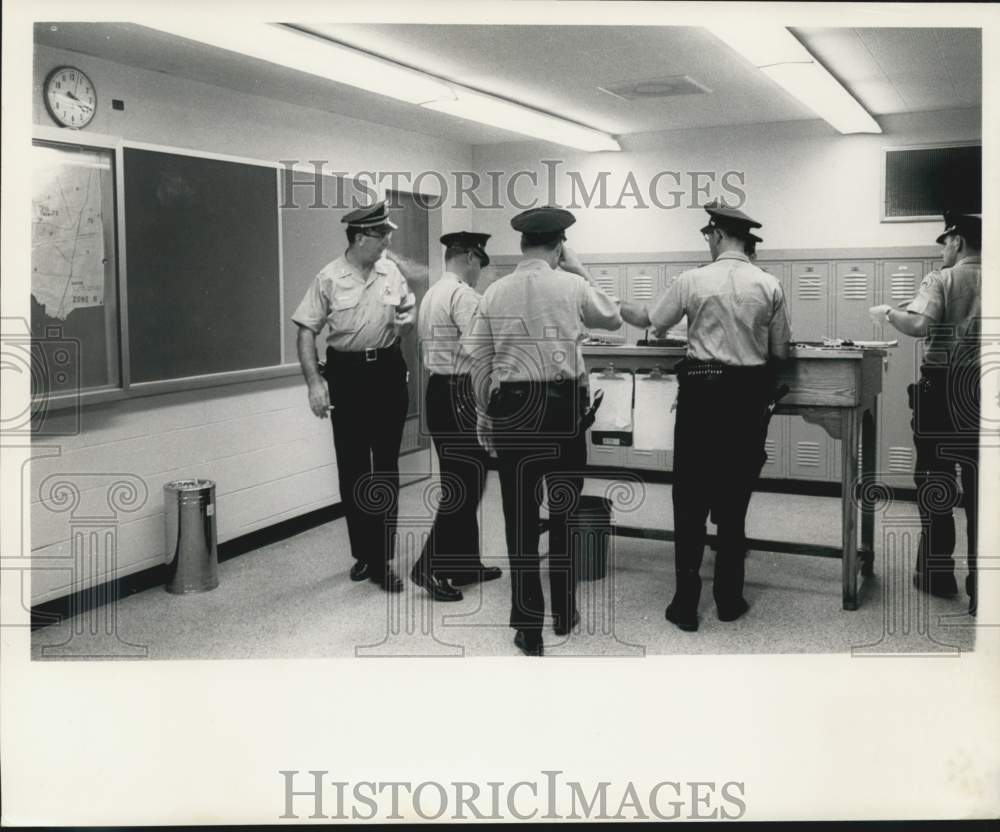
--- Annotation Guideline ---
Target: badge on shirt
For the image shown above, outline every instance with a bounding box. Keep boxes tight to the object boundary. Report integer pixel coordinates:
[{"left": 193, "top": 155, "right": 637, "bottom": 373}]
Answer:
[{"left": 380, "top": 271, "right": 405, "bottom": 306}]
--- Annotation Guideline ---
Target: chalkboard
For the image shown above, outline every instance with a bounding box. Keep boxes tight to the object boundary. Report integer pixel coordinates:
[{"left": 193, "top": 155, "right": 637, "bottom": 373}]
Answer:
[{"left": 123, "top": 148, "right": 281, "bottom": 383}]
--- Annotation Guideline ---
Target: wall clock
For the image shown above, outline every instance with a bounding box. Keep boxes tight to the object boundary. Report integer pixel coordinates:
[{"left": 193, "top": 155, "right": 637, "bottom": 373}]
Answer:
[{"left": 43, "top": 66, "right": 97, "bottom": 129}]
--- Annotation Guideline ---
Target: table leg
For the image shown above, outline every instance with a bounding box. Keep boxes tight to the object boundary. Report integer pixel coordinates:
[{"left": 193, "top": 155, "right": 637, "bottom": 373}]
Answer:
[
  {"left": 860, "top": 399, "right": 877, "bottom": 578},
  {"left": 841, "top": 408, "right": 860, "bottom": 610}
]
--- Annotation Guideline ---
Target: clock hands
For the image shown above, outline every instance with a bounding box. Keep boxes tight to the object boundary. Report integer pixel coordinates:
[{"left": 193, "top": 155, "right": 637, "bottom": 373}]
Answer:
[{"left": 52, "top": 90, "right": 94, "bottom": 113}]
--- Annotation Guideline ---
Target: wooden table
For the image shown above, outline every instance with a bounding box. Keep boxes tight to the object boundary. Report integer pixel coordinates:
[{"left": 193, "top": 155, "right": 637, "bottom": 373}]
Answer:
[{"left": 581, "top": 345, "right": 884, "bottom": 610}]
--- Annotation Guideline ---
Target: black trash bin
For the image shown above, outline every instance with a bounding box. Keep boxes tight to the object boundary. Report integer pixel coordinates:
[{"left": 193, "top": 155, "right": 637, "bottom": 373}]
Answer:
[{"left": 572, "top": 495, "right": 614, "bottom": 581}]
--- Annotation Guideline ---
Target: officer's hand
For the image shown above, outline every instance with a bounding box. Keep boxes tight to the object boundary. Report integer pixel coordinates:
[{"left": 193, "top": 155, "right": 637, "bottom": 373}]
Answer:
[
  {"left": 477, "top": 413, "right": 496, "bottom": 457},
  {"left": 558, "top": 245, "right": 586, "bottom": 276},
  {"left": 394, "top": 293, "right": 416, "bottom": 329},
  {"left": 869, "top": 304, "right": 891, "bottom": 325},
  {"left": 307, "top": 380, "right": 331, "bottom": 419}
]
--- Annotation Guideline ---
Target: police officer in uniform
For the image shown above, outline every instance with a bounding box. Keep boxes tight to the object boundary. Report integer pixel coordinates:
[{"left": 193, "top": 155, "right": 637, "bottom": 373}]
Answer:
[
  {"left": 462, "top": 207, "right": 622, "bottom": 656},
  {"left": 870, "top": 211, "right": 981, "bottom": 615},
  {"left": 621, "top": 203, "right": 791, "bottom": 631},
  {"left": 410, "top": 231, "right": 503, "bottom": 601},
  {"left": 292, "top": 201, "right": 415, "bottom": 592}
]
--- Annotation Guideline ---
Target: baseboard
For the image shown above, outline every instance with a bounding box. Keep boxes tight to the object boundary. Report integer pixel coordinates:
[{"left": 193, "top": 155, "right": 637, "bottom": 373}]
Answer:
[{"left": 30, "top": 501, "right": 346, "bottom": 631}]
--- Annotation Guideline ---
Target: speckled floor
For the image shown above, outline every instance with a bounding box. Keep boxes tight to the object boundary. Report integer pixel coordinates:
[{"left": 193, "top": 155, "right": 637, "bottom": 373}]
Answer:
[{"left": 31, "top": 474, "right": 976, "bottom": 660}]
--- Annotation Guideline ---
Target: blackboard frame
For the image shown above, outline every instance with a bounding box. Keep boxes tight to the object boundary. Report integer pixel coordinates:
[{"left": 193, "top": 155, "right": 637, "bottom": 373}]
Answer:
[{"left": 30, "top": 130, "right": 442, "bottom": 414}]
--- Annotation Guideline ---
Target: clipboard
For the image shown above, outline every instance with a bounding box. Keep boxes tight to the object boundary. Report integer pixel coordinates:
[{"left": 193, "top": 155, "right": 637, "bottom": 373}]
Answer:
[
  {"left": 633, "top": 366, "right": 678, "bottom": 451},
  {"left": 588, "top": 365, "right": 634, "bottom": 447}
]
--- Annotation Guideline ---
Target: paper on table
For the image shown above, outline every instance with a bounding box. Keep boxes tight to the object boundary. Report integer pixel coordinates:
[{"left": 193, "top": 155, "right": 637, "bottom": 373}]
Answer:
[
  {"left": 588, "top": 373, "right": 633, "bottom": 432},
  {"left": 633, "top": 375, "right": 678, "bottom": 451}
]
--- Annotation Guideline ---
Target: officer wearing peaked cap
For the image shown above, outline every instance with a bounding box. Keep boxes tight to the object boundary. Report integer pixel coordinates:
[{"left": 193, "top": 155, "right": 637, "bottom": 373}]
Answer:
[
  {"left": 460, "top": 206, "right": 623, "bottom": 656},
  {"left": 871, "top": 210, "right": 982, "bottom": 615},
  {"left": 292, "top": 200, "right": 415, "bottom": 593},
  {"left": 409, "top": 231, "right": 502, "bottom": 602},
  {"left": 620, "top": 200, "right": 791, "bottom": 632}
]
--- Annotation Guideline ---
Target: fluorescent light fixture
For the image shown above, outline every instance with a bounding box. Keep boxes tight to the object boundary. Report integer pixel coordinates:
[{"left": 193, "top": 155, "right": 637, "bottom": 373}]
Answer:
[
  {"left": 708, "top": 26, "right": 881, "bottom": 134},
  {"left": 423, "top": 88, "right": 621, "bottom": 152},
  {"left": 145, "top": 22, "right": 456, "bottom": 105},
  {"left": 145, "top": 22, "right": 620, "bottom": 151}
]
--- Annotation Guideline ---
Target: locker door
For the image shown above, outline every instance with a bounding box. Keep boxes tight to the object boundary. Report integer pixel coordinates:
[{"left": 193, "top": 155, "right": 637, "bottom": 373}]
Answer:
[
  {"left": 587, "top": 439, "right": 625, "bottom": 468},
  {"left": 624, "top": 263, "right": 660, "bottom": 344},
  {"left": 790, "top": 262, "right": 831, "bottom": 341},
  {"left": 788, "top": 416, "right": 831, "bottom": 480},
  {"left": 834, "top": 261, "right": 876, "bottom": 341},
  {"left": 759, "top": 413, "right": 786, "bottom": 479},
  {"left": 877, "top": 260, "right": 923, "bottom": 487},
  {"left": 588, "top": 265, "right": 626, "bottom": 342},
  {"left": 829, "top": 261, "right": 876, "bottom": 480}
]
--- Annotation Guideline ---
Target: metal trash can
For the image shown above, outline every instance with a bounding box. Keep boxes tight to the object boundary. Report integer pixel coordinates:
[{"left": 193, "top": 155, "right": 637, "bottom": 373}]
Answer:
[
  {"left": 164, "top": 479, "right": 219, "bottom": 594},
  {"left": 573, "top": 495, "right": 614, "bottom": 582}
]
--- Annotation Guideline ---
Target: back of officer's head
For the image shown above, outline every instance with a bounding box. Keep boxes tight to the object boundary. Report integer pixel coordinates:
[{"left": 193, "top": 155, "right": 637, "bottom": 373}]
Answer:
[
  {"left": 520, "top": 230, "right": 565, "bottom": 252},
  {"left": 445, "top": 244, "right": 485, "bottom": 284}
]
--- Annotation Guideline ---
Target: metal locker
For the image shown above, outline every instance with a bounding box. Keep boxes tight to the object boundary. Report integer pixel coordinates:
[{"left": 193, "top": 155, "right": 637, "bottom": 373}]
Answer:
[
  {"left": 625, "top": 446, "right": 661, "bottom": 471},
  {"left": 788, "top": 415, "right": 831, "bottom": 480},
  {"left": 877, "top": 260, "right": 924, "bottom": 488},
  {"left": 587, "top": 439, "right": 625, "bottom": 468},
  {"left": 587, "top": 265, "right": 626, "bottom": 342},
  {"left": 829, "top": 262, "right": 876, "bottom": 479},
  {"left": 789, "top": 262, "right": 832, "bottom": 340},
  {"left": 624, "top": 263, "right": 661, "bottom": 343},
  {"left": 759, "top": 413, "right": 787, "bottom": 479},
  {"left": 834, "top": 262, "right": 876, "bottom": 341}
]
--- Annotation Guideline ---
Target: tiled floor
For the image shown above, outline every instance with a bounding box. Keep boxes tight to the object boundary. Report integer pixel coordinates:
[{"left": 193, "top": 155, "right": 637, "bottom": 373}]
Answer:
[{"left": 31, "top": 474, "right": 976, "bottom": 660}]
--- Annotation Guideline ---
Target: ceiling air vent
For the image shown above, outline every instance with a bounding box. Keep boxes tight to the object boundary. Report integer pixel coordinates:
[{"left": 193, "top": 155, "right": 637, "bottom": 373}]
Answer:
[{"left": 597, "top": 75, "right": 712, "bottom": 101}]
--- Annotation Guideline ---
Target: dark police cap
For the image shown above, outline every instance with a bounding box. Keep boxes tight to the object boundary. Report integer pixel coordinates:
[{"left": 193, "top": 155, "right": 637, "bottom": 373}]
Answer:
[
  {"left": 936, "top": 210, "right": 981, "bottom": 245},
  {"left": 341, "top": 200, "right": 398, "bottom": 231},
  {"left": 510, "top": 206, "right": 576, "bottom": 235},
  {"left": 700, "top": 199, "right": 762, "bottom": 237},
  {"left": 441, "top": 231, "right": 492, "bottom": 266}
]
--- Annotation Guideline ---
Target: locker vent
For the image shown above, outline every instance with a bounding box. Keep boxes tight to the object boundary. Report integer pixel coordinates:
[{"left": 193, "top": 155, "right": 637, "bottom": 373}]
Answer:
[
  {"left": 842, "top": 275, "right": 869, "bottom": 300},
  {"left": 797, "top": 276, "right": 823, "bottom": 300},
  {"left": 594, "top": 278, "right": 619, "bottom": 300},
  {"left": 631, "top": 274, "right": 654, "bottom": 301},
  {"left": 889, "top": 446, "right": 913, "bottom": 473},
  {"left": 764, "top": 439, "right": 775, "bottom": 462},
  {"left": 796, "top": 442, "right": 821, "bottom": 467},
  {"left": 891, "top": 273, "right": 916, "bottom": 300}
]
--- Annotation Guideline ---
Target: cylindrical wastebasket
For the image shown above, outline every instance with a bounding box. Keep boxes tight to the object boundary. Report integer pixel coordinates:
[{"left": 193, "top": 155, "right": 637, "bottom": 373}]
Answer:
[
  {"left": 573, "top": 495, "right": 614, "bottom": 582},
  {"left": 164, "top": 479, "right": 219, "bottom": 594}
]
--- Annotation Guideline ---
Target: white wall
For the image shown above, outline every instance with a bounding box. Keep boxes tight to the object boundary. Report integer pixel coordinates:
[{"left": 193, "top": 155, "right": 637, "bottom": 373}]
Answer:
[
  {"left": 30, "top": 44, "right": 472, "bottom": 603},
  {"left": 468, "top": 109, "right": 981, "bottom": 255}
]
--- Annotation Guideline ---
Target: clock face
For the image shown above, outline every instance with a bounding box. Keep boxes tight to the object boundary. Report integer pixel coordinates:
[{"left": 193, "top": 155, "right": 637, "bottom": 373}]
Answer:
[{"left": 44, "top": 67, "right": 97, "bottom": 129}]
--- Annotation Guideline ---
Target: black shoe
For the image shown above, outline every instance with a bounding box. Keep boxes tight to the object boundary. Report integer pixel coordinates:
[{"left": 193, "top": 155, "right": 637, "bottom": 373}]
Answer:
[
  {"left": 350, "top": 561, "right": 371, "bottom": 582},
  {"left": 717, "top": 598, "right": 750, "bottom": 622},
  {"left": 410, "top": 566, "right": 463, "bottom": 602},
  {"left": 554, "top": 609, "right": 580, "bottom": 636},
  {"left": 451, "top": 566, "right": 503, "bottom": 587},
  {"left": 912, "top": 572, "right": 959, "bottom": 599},
  {"left": 665, "top": 603, "right": 699, "bottom": 632},
  {"left": 372, "top": 570, "right": 404, "bottom": 593},
  {"left": 514, "top": 629, "right": 544, "bottom": 656}
]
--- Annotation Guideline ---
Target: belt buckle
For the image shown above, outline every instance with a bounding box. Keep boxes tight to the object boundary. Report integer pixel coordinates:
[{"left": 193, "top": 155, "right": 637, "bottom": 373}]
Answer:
[{"left": 364, "top": 348, "right": 378, "bottom": 363}]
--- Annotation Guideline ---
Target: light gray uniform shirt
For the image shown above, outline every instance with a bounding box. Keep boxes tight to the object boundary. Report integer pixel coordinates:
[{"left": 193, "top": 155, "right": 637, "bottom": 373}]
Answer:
[
  {"left": 460, "top": 258, "right": 622, "bottom": 384},
  {"left": 418, "top": 271, "right": 480, "bottom": 375}
]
